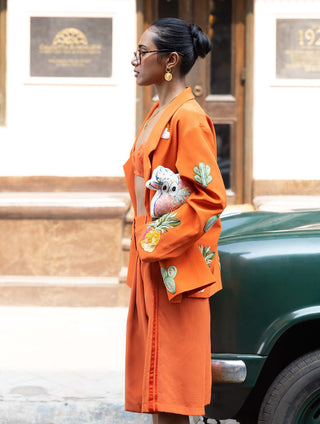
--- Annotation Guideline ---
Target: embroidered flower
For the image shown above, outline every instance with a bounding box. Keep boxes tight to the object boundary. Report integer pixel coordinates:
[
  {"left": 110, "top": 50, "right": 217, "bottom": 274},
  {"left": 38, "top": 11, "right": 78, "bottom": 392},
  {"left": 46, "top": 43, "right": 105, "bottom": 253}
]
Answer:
[
  {"left": 194, "top": 162, "right": 212, "bottom": 188},
  {"left": 140, "top": 212, "right": 181, "bottom": 253},
  {"left": 140, "top": 228, "right": 161, "bottom": 252}
]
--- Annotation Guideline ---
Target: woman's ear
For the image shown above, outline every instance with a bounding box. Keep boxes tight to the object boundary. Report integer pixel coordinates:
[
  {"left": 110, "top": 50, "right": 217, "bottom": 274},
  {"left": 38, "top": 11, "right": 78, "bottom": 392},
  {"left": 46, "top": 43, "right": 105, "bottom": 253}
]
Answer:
[{"left": 167, "top": 52, "right": 180, "bottom": 68}]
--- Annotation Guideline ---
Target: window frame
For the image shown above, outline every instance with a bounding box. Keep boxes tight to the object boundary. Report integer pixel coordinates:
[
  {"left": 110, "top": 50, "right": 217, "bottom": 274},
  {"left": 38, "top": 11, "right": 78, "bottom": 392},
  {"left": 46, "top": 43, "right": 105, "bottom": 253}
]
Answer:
[{"left": 0, "top": 0, "right": 7, "bottom": 126}]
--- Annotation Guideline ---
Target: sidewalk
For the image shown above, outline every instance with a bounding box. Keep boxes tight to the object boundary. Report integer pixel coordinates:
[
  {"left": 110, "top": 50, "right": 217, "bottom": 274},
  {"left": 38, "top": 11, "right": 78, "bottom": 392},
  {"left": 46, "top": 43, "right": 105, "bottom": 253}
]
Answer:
[
  {"left": 0, "top": 306, "right": 236, "bottom": 424},
  {"left": 0, "top": 306, "right": 151, "bottom": 423}
]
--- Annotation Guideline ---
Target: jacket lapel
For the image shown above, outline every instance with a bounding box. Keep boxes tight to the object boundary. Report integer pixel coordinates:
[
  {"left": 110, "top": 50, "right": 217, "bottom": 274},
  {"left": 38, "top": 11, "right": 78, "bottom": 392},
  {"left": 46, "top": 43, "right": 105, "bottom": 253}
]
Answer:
[{"left": 143, "top": 87, "right": 194, "bottom": 181}]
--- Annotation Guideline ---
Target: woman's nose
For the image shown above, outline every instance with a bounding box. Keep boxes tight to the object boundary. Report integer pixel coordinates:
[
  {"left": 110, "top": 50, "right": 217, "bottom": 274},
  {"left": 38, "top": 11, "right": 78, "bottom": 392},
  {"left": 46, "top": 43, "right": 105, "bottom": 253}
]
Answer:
[{"left": 132, "top": 51, "right": 140, "bottom": 66}]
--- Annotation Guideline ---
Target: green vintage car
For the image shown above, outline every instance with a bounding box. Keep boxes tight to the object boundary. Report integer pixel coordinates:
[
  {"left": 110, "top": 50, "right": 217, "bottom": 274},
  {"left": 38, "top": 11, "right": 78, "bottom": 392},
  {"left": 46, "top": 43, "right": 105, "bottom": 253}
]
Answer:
[{"left": 205, "top": 210, "right": 320, "bottom": 424}]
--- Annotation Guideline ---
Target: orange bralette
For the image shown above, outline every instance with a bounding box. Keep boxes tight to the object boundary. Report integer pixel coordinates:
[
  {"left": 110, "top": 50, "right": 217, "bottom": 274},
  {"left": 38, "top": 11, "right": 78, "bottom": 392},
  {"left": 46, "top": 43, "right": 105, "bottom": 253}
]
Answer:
[{"left": 131, "top": 141, "right": 146, "bottom": 177}]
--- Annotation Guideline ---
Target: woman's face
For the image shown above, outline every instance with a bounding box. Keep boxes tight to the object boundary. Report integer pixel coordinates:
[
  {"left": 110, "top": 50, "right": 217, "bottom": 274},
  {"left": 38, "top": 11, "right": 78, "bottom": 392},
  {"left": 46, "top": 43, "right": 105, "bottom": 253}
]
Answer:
[{"left": 131, "top": 28, "right": 168, "bottom": 86}]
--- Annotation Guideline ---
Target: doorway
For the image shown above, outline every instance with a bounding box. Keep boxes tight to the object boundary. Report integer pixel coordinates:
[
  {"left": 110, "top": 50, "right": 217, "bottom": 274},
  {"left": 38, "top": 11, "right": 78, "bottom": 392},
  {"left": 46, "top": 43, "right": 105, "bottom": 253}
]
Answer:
[{"left": 140, "top": 0, "right": 251, "bottom": 204}]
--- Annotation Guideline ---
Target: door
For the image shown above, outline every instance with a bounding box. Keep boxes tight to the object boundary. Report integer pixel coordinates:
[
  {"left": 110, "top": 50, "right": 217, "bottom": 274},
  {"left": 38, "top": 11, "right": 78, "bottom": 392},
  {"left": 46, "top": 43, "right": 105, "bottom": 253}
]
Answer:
[{"left": 141, "top": 0, "right": 247, "bottom": 204}]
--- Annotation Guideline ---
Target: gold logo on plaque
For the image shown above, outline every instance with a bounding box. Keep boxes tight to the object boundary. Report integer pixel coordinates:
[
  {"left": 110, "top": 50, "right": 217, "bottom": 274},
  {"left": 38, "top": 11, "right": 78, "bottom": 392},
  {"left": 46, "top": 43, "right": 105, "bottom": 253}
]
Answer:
[
  {"left": 52, "top": 28, "right": 89, "bottom": 46},
  {"left": 38, "top": 27, "right": 102, "bottom": 69},
  {"left": 39, "top": 27, "right": 102, "bottom": 55}
]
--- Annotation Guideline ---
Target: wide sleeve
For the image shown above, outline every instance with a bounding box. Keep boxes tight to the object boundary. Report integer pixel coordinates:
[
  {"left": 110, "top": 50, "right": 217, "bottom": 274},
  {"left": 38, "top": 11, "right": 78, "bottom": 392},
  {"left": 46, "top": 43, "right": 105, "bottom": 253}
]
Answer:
[{"left": 136, "top": 108, "right": 227, "bottom": 263}]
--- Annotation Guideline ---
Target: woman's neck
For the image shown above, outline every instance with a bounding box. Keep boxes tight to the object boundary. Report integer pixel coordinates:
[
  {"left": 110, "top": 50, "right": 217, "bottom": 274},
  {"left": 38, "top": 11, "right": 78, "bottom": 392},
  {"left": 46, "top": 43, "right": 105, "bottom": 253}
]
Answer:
[{"left": 155, "top": 78, "right": 186, "bottom": 108}]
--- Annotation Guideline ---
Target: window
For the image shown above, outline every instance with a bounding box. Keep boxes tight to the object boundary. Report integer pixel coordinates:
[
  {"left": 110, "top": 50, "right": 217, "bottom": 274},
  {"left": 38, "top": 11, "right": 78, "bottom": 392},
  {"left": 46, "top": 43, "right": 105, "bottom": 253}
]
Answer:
[
  {"left": 209, "top": 0, "right": 232, "bottom": 190},
  {"left": 210, "top": 0, "right": 231, "bottom": 94},
  {"left": 216, "top": 124, "right": 231, "bottom": 189}
]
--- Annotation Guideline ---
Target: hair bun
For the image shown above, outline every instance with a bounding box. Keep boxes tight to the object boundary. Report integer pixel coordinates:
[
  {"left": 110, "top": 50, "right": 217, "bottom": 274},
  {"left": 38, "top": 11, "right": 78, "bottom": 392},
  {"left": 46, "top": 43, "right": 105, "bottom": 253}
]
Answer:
[{"left": 190, "top": 23, "right": 211, "bottom": 58}]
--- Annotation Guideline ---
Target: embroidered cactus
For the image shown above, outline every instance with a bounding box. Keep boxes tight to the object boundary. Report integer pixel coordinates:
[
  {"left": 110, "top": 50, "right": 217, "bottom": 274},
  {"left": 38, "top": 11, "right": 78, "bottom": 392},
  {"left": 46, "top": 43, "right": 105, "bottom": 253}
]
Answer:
[
  {"left": 204, "top": 214, "right": 221, "bottom": 232},
  {"left": 161, "top": 265, "right": 177, "bottom": 294},
  {"left": 193, "top": 162, "right": 212, "bottom": 188},
  {"left": 199, "top": 245, "right": 215, "bottom": 267}
]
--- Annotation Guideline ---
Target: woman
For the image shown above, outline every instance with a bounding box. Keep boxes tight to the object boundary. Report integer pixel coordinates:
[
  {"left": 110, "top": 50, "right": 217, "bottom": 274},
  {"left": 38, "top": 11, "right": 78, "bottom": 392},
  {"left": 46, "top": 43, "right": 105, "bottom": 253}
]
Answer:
[{"left": 123, "top": 18, "right": 227, "bottom": 424}]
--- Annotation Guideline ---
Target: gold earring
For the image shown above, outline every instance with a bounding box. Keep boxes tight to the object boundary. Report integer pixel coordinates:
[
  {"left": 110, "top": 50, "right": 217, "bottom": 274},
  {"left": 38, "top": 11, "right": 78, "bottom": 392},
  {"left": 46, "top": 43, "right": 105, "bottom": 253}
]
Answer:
[{"left": 164, "top": 70, "right": 173, "bottom": 82}]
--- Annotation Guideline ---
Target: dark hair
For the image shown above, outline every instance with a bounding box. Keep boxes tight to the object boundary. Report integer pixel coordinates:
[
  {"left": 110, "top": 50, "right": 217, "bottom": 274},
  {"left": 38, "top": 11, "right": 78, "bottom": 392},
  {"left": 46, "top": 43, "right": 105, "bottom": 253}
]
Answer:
[{"left": 150, "top": 17, "right": 211, "bottom": 76}]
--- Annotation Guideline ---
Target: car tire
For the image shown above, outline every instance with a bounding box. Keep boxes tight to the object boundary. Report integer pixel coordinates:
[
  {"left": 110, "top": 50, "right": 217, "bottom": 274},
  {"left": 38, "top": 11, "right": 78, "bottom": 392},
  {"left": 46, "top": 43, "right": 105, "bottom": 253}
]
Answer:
[{"left": 258, "top": 350, "right": 320, "bottom": 423}]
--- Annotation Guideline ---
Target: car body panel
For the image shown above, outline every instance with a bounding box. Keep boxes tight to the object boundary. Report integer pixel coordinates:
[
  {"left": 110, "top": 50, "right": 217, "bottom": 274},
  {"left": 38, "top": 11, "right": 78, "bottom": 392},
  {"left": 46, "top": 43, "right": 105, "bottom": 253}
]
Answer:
[
  {"left": 211, "top": 211, "right": 320, "bottom": 355},
  {"left": 207, "top": 210, "right": 320, "bottom": 419}
]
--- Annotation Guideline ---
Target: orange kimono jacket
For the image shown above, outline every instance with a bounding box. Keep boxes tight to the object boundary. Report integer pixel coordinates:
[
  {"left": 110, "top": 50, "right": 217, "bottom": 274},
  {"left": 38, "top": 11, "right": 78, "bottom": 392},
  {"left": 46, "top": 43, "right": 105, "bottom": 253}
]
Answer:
[
  {"left": 124, "top": 87, "right": 227, "bottom": 303},
  {"left": 124, "top": 87, "right": 226, "bottom": 416}
]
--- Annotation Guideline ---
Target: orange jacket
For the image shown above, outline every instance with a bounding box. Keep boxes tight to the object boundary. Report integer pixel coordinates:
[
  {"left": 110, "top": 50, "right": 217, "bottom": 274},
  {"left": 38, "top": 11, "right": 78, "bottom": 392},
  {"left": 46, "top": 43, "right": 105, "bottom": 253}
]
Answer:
[{"left": 124, "top": 87, "right": 227, "bottom": 303}]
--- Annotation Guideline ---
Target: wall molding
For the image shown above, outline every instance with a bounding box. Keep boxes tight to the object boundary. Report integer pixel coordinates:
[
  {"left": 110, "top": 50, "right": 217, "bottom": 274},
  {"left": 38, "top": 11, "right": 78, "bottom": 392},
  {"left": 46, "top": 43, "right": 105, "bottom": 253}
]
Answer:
[
  {"left": 0, "top": 176, "right": 128, "bottom": 192},
  {"left": 254, "top": 180, "right": 320, "bottom": 197}
]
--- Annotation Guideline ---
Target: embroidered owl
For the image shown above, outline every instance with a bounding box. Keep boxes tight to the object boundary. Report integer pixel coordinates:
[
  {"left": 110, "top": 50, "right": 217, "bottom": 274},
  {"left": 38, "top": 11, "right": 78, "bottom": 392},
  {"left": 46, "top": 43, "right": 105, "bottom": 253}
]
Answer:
[{"left": 146, "top": 166, "right": 192, "bottom": 218}]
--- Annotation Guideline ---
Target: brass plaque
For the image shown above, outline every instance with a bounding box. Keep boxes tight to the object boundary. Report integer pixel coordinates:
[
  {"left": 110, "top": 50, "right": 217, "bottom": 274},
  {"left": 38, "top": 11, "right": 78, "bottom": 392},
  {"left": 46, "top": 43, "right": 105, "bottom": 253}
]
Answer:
[
  {"left": 276, "top": 19, "right": 320, "bottom": 79},
  {"left": 30, "top": 17, "right": 112, "bottom": 78}
]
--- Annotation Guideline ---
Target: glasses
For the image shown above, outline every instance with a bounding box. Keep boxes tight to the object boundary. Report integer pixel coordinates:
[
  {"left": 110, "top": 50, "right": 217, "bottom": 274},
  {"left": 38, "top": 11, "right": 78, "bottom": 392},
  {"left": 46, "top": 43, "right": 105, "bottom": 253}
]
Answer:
[{"left": 133, "top": 49, "right": 182, "bottom": 64}]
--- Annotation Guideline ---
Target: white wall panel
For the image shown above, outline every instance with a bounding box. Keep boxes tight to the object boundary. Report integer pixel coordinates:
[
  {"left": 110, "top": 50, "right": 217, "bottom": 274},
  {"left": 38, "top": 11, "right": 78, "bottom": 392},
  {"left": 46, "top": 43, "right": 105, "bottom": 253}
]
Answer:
[
  {"left": 2, "top": 0, "right": 136, "bottom": 176},
  {"left": 253, "top": 0, "right": 320, "bottom": 180}
]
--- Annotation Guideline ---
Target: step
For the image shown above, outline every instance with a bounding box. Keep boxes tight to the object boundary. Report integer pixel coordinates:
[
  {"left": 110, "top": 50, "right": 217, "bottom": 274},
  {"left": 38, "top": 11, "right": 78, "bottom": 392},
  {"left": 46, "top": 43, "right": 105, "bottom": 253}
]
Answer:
[
  {"left": 118, "top": 267, "right": 128, "bottom": 284},
  {"left": 0, "top": 191, "right": 130, "bottom": 219},
  {"left": 0, "top": 192, "right": 131, "bottom": 278},
  {"left": 121, "top": 237, "right": 131, "bottom": 251},
  {"left": 0, "top": 276, "right": 130, "bottom": 307}
]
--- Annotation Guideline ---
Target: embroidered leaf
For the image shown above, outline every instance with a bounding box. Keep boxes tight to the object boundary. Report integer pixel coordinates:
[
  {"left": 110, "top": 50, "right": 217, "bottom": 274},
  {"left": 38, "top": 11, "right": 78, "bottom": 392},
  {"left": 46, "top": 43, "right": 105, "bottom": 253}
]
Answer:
[
  {"left": 199, "top": 244, "right": 216, "bottom": 266},
  {"left": 193, "top": 162, "right": 212, "bottom": 188},
  {"left": 141, "top": 213, "right": 181, "bottom": 253},
  {"left": 204, "top": 214, "right": 220, "bottom": 232},
  {"left": 160, "top": 265, "right": 177, "bottom": 294},
  {"left": 148, "top": 212, "right": 181, "bottom": 233}
]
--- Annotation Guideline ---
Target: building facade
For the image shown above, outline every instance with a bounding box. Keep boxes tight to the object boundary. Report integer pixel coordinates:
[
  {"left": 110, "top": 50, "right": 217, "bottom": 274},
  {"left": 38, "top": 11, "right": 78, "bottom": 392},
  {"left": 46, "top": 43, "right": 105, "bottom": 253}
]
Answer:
[{"left": 0, "top": 0, "right": 319, "bottom": 305}]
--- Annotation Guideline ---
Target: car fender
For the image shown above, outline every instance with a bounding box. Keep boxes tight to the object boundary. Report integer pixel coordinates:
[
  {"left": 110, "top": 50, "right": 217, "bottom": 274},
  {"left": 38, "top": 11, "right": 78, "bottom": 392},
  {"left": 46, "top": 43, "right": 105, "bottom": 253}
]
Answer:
[{"left": 256, "top": 306, "right": 320, "bottom": 355}]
